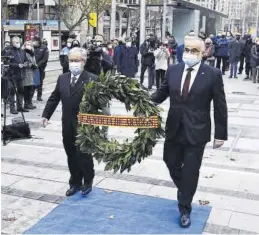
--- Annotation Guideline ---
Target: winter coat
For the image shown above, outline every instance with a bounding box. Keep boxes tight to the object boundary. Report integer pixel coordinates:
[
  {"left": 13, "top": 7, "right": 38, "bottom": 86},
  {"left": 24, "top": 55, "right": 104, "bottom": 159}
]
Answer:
[
  {"left": 215, "top": 37, "right": 229, "bottom": 57},
  {"left": 177, "top": 44, "right": 184, "bottom": 63},
  {"left": 6, "top": 46, "right": 26, "bottom": 81},
  {"left": 140, "top": 41, "right": 155, "bottom": 66},
  {"left": 119, "top": 46, "right": 138, "bottom": 78},
  {"left": 228, "top": 39, "right": 242, "bottom": 63},
  {"left": 114, "top": 45, "right": 121, "bottom": 67},
  {"left": 244, "top": 39, "right": 254, "bottom": 61},
  {"left": 250, "top": 45, "right": 259, "bottom": 68},
  {"left": 23, "top": 51, "right": 37, "bottom": 87},
  {"left": 34, "top": 44, "right": 49, "bottom": 71},
  {"left": 154, "top": 47, "right": 170, "bottom": 71},
  {"left": 168, "top": 39, "right": 178, "bottom": 55}
]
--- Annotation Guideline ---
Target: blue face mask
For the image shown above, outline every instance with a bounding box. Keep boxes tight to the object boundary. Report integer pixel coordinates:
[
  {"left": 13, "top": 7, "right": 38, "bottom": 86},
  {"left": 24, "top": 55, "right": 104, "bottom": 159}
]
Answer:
[
  {"left": 69, "top": 62, "right": 82, "bottom": 76},
  {"left": 182, "top": 53, "right": 201, "bottom": 67}
]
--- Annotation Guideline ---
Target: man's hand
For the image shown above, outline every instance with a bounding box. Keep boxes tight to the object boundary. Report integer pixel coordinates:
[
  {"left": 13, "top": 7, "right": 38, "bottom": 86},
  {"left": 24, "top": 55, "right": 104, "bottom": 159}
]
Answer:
[
  {"left": 213, "top": 139, "right": 225, "bottom": 149},
  {"left": 40, "top": 118, "right": 48, "bottom": 128}
]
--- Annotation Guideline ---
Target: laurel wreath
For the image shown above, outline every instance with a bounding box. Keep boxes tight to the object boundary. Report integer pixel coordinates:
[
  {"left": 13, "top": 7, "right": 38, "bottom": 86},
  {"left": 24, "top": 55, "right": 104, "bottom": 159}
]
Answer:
[{"left": 76, "top": 72, "right": 165, "bottom": 173}]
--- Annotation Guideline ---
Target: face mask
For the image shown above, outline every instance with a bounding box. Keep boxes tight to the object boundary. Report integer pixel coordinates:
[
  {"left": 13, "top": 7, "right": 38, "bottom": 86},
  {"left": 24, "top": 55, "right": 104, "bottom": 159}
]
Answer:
[
  {"left": 14, "top": 43, "right": 20, "bottom": 48},
  {"left": 108, "top": 45, "right": 112, "bottom": 49},
  {"left": 102, "top": 47, "right": 107, "bottom": 52},
  {"left": 67, "top": 43, "right": 71, "bottom": 48},
  {"left": 69, "top": 62, "right": 82, "bottom": 76},
  {"left": 96, "top": 42, "right": 101, "bottom": 46},
  {"left": 126, "top": 42, "right": 132, "bottom": 47},
  {"left": 182, "top": 53, "right": 201, "bottom": 67},
  {"left": 26, "top": 45, "right": 32, "bottom": 50}
]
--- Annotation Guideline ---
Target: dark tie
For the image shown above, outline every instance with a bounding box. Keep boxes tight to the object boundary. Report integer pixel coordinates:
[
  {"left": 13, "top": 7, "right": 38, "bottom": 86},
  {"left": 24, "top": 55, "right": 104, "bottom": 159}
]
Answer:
[
  {"left": 182, "top": 67, "right": 194, "bottom": 98},
  {"left": 71, "top": 76, "right": 77, "bottom": 87}
]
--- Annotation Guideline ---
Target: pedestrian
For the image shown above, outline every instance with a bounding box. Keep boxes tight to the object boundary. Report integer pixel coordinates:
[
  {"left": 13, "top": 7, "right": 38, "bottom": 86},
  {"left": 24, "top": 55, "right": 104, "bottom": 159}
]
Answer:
[
  {"left": 118, "top": 37, "right": 138, "bottom": 78},
  {"left": 41, "top": 47, "right": 98, "bottom": 197},
  {"left": 1, "top": 41, "right": 11, "bottom": 56},
  {"left": 203, "top": 38, "right": 215, "bottom": 67},
  {"left": 250, "top": 38, "right": 259, "bottom": 84},
  {"left": 243, "top": 35, "right": 253, "bottom": 80},
  {"left": 60, "top": 38, "right": 73, "bottom": 73},
  {"left": 22, "top": 40, "right": 37, "bottom": 110},
  {"left": 140, "top": 33, "right": 156, "bottom": 89},
  {"left": 33, "top": 36, "right": 49, "bottom": 101},
  {"left": 154, "top": 42, "right": 170, "bottom": 89},
  {"left": 6, "top": 36, "right": 28, "bottom": 114},
  {"left": 114, "top": 40, "right": 123, "bottom": 73},
  {"left": 215, "top": 32, "right": 229, "bottom": 75},
  {"left": 151, "top": 35, "right": 228, "bottom": 229},
  {"left": 168, "top": 36, "right": 178, "bottom": 64},
  {"left": 238, "top": 34, "right": 247, "bottom": 75},
  {"left": 228, "top": 33, "right": 242, "bottom": 78}
]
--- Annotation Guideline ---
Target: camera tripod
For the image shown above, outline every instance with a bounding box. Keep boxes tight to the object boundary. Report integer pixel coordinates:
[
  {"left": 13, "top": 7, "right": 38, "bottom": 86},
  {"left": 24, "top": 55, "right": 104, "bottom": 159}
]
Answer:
[{"left": 1, "top": 62, "right": 29, "bottom": 146}]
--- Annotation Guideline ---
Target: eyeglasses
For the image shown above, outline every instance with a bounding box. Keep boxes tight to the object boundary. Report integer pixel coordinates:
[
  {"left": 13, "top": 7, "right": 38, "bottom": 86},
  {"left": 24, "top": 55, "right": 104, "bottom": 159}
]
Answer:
[{"left": 184, "top": 48, "right": 200, "bottom": 54}]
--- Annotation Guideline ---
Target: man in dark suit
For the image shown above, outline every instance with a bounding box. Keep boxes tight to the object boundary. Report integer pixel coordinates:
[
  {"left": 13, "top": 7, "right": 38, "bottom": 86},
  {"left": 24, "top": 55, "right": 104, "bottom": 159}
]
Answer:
[
  {"left": 41, "top": 47, "right": 98, "bottom": 197},
  {"left": 151, "top": 36, "right": 228, "bottom": 228}
]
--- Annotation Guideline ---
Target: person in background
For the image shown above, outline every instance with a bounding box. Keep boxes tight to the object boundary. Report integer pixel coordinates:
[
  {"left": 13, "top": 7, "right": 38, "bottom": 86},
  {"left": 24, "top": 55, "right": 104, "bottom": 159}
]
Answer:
[
  {"left": 228, "top": 33, "right": 242, "bottom": 79},
  {"left": 33, "top": 36, "right": 49, "bottom": 101},
  {"left": 118, "top": 37, "right": 138, "bottom": 78},
  {"left": 1, "top": 41, "right": 11, "bottom": 56},
  {"left": 203, "top": 38, "right": 215, "bottom": 67},
  {"left": 238, "top": 34, "right": 248, "bottom": 75},
  {"left": 71, "top": 40, "right": 80, "bottom": 48},
  {"left": 168, "top": 36, "right": 178, "bottom": 64},
  {"left": 42, "top": 38, "right": 48, "bottom": 46},
  {"left": 140, "top": 33, "right": 156, "bottom": 89},
  {"left": 107, "top": 42, "right": 114, "bottom": 58},
  {"left": 215, "top": 32, "right": 229, "bottom": 75},
  {"left": 22, "top": 40, "right": 37, "bottom": 110},
  {"left": 154, "top": 42, "right": 170, "bottom": 89},
  {"left": 198, "top": 30, "right": 206, "bottom": 41},
  {"left": 114, "top": 40, "right": 123, "bottom": 73},
  {"left": 60, "top": 38, "right": 73, "bottom": 73},
  {"left": 6, "top": 36, "right": 27, "bottom": 114},
  {"left": 250, "top": 38, "right": 259, "bottom": 84},
  {"left": 243, "top": 34, "right": 253, "bottom": 80}
]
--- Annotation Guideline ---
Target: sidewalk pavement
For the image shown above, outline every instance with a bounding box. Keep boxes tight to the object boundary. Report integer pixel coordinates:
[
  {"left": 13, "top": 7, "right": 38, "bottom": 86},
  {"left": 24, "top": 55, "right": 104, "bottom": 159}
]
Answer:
[{"left": 1, "top": 71, "right": 259, "bottom": 234}]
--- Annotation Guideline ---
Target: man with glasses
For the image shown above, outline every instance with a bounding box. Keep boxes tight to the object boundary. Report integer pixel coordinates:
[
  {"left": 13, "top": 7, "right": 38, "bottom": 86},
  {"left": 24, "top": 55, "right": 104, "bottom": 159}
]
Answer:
[
  {"left": 41, "top": 47, "right": 98, "bottom": 197},
  {"left": 151, "top": 36, "right": 228, "bottom": 228}
]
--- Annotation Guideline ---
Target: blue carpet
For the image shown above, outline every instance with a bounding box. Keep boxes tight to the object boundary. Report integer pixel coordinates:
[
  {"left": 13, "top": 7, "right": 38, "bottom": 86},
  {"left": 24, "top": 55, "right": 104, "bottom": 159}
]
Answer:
[{"left": 24, "top": 188, "right": 211, "bottom": 234}]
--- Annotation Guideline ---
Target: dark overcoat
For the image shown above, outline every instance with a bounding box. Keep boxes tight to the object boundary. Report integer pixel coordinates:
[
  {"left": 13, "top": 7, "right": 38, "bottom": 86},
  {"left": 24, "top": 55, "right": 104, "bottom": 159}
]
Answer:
[{"left": 119, "top": 46, "right": 138, "bottom": 78}]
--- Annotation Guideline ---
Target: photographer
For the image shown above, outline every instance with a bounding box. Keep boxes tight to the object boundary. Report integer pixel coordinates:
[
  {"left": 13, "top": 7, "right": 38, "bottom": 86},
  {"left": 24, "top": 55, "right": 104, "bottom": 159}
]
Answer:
[
  {"left": 140, "top": 33, "right": 157, "bottom": 89},
  {"left": 1, "top": 41, "right": 11, "bottom": 56},
  {"left": 33, "top": 36, "right": 49, "bottom": 101},
  {"left": 6, "top": 36, "right": 27, "bottom": 114}
]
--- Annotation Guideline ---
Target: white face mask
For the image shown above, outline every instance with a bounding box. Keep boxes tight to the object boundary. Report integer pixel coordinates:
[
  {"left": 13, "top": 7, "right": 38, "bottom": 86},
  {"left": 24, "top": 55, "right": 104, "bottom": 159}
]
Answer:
[
  {"left": 14, "top": 43, "right": 20, "bottom": 48},
  {"left": 67, "top": 42, "right": 71, "bottom": 48},
  {"left": 96, "top": 41, "right": 101, "bottom": 46},
  {"left": 126, "top": 42, "right": 132, "bottom": 47},
  {"left": 108, "top": 45, "right": 112, "bottom": 49},
  {"left": 182, "top": 53, "right": 201, "bottom": 67},
  {"left": 69, "top": 62, "right": 82, "bottom": 76}
]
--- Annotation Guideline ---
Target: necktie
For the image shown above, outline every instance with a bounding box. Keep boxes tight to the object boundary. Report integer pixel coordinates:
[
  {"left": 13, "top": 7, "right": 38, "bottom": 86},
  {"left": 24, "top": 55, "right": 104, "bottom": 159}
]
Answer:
[
  {"left": 71, "top": 76, "right": 77, "bottom": 87},
  {"left": 182, "top": 67, "right": 194, "bottom": 98}
]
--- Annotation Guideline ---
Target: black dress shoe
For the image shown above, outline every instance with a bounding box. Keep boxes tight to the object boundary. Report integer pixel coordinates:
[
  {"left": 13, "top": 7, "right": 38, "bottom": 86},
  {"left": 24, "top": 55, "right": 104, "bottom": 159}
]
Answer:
[
  {"left": 24, "top": 104, "right": 36, "bottom": 110},
  {"left": 180, "top": 213, "right": 191, "bottom": 228},
  {"left": 81, "top": 184, "right": 92, "bottom": 196},
  {"left": 10, "top": 109, "right": 18, "bottom": 114},
  {"left": 66, "top": 186, "right": 81, "bottom": 197}
]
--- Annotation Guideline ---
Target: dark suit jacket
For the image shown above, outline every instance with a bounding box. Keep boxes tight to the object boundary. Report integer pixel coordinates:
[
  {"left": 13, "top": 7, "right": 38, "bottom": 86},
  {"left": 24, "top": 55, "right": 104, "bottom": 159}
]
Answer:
[
  {"left": 42, "top": 70, "right": 98, "bottom": 140},
  {"left": 151, "top": 62, "right": 228, "bottom": 145}
]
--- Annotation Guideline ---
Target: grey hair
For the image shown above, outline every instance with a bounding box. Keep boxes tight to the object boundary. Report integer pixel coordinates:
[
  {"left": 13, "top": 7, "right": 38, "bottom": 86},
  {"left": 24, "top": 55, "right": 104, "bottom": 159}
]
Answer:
[
  {"left": 12, "top": 36, "right": 20, "bottom": 43},
  {"left": 68, "top": 47, "right": 87, "bottom": 61},
  {"left": 184, "top": 35, "right": 205, "bottom": 52}
]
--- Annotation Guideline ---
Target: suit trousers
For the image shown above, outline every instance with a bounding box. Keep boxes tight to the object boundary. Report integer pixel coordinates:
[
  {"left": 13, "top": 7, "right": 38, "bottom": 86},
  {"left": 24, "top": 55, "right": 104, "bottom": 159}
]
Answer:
[
  {"left": 155, "top": 69, "right": 166, "bottom": 89},
  {"left": 140, "top": 64, "right": 155, "bottom": 88},
  {"left": 24, "top": 85, "right": 34, "bottom": 105},
  {"left": 163, "top": 139, "right": 205, "bottom": 214},
  {"left": 239, "top": 55, "right": 245, "bottom": 73},
  {"left": 63, "top": 135, "right": 95, "bottom": 187},
  {"left": 9, "top": 79, "right": 24, "bottom": 110},
  {"left": 216, "top": 56, "right": 228, "bottom": 73}
]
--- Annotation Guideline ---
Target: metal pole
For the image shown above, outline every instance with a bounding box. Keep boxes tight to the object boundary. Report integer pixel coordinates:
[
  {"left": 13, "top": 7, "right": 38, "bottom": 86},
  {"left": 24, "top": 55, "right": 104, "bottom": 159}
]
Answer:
[
  {"left": 256, "top": 0, "right": 259, "bottom": 36},
  {"left": 140, "top": 0, "right": 146, "bottom": 45},
  {"left": 162, "top": 0, "right": 166, "bottom": 41},
  {"left": 37, "top": 1, "right": 40, "bottom": 21},
  {"left": 110, "top": 0, "right": 116, "bottom": 40},
  {"left": 58, "top": 0, "right": 62, "bottom": 52},
  {"left": 242, "top": 0, "right": 246, "bottom": 34}
]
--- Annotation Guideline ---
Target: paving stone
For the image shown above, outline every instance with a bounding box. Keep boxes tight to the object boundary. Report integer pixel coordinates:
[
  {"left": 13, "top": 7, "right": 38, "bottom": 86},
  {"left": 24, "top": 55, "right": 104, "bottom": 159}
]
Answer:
[
  {"left": 23, "top": 191, "right": 43, "bottom": 200},
  {"left": 229, "top": 212, "right": 259, "bottom": 233},
  {"left": 240, "top": 104, "right": 259, "bottom": 111},
  {"left": 207, "top": 208, "right": 232, "bottom": 226},
  {"left": 1, "top": 174, "right": 23, "bottom": 187},
  {"left": 235, "top": 138, "right": 259, "bottom": 152}
]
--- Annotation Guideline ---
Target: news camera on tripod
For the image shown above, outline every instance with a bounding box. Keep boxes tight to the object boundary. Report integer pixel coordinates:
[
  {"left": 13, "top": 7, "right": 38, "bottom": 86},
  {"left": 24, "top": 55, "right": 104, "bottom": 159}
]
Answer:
[{"left": 83, "top": 35, "right": 114, "bottom": 76}]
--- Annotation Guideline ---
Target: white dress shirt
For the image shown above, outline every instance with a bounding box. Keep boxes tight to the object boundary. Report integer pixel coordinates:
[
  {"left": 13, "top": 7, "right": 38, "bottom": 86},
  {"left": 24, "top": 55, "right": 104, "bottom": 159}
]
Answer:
[
  {"left": 70, "top": 74, "right": 80, "bottom": 85},
  {"left": 180, "top": 62, "right": 201, "bottom": 94}
]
